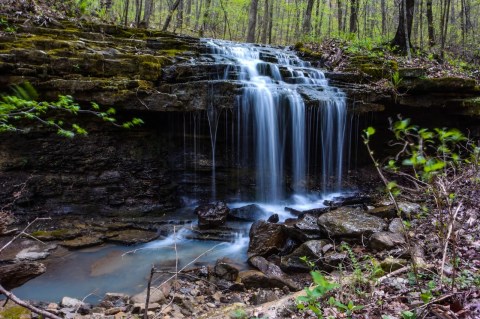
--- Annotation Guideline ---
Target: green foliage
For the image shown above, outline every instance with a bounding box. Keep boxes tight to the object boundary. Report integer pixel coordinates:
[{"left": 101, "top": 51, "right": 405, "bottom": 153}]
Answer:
[
  {"left": 0, "top": 82, "right": 143, "bottom": 137},
  {"left": 0, "top": 18, "right": 17, "bottom": 33},
  {"left": 229, "top": 308, "right": 247, "bottom": 319},
  {"left": 400, "top": 310, "right": 416, "bottom": 319},
  {"left": 297, "top": 271, "right": 339, "bottom": 318},
  {"left": 328, "top": 297, "right": 364, "bottom": 316},
  {"left": 300, "top": 255, "right": 316, "bottom": 270}
]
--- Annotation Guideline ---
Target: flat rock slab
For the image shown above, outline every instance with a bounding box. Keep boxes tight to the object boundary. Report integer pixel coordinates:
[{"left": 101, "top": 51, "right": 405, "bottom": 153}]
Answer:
[
  {"left": 317, "top": 207, "right": 387, "bottom": 238},
  {"left": 61, "top": 234, "right": 105, "bottom": 249},
  {"left": 105, "top": 229, "right": 159, "bottom": 245}
]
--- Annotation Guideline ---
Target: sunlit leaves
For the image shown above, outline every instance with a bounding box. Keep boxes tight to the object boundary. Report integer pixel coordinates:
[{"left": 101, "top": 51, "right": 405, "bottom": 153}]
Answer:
[{"left": 1, "top": 82, "right": 143, "bottom": 137}]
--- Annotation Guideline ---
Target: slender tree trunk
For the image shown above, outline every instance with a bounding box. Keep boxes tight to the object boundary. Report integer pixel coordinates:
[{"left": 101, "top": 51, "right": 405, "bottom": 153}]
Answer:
[
  {"left": 419, "top": 0, "right": 423, "bottom": 48},
  {"left": 426, "top": 0, "right": 434, "bottom": 46},
  {"left": 201, "top": 0, "right": 212, "bottom": 36},
  {"left": 391, "top": 0, "right": 415, "bottom": 54},
  {"left": 403, "top": 0, "right": 412, "bottom": 59},
  {"left": 268, "top": 0, "right": 274, "bottom": 43},
  {"left": 261, "top": 0, "right": 270, "bottom": 43},
  {"left": 135, "top": 0, "right": 143, "bottom": 26},
  {"left": 381, "top": 0, "right": 386, "bottom": 35},
  {"left": 176, "top": 0, "right": 184, "bottom": 30},
  {"left": 247, "top": 0, "right": 259, "bottom": 42},
  {"left": 124, "top": 0, "right": 130, "bottom": 26},
  {"left": 349, "top": 0, "right": 357, "bottom": 33},
  {"left": 302, "top": 0, "right": 315, "bottom": 34},
  {"left": 185, "top": 0, "right": 192, "bottom": 26},
  {"left": 440, "top": 0, "right": 451, "bottom": 58},
  {"left": 336, "top": 0, "right": 343, "bottom": 35},
  {"left": 162, "top": 0, "right": 183, "bottom": 31}
]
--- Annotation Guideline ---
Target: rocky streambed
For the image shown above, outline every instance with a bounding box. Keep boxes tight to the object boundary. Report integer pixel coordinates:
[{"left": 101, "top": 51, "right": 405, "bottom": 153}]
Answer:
[{"left": 1, "top": 194, "right": 424, "bottom": 318}]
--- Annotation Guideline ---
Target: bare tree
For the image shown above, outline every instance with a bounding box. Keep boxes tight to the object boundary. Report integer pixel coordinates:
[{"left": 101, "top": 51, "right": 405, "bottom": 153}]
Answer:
[{"left": 247, "top": 0, "right": 259, "bottom": 42}]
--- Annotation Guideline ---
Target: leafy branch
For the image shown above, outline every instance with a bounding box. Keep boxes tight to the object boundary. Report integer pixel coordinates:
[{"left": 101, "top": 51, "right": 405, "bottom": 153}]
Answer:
[{"left": 0, "top": 82, "right": 144, "bottom": 137}]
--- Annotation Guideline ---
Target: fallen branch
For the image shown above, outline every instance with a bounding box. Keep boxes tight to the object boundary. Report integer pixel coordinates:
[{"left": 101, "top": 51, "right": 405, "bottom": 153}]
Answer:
[
  {"left": 0, "top": 284, "right": 62, "bottom": 319},
  {"left": 376, "top": 266, "right": 411, "bottom": 284},
  {"left": 0, "top": 217, "right": 51, "bottom": 254}
]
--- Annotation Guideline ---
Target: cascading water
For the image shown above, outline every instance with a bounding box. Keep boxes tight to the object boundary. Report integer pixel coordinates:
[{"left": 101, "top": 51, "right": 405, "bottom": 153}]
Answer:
[{"left": 203, "top": 39, "right": 347, "bottom": 202}]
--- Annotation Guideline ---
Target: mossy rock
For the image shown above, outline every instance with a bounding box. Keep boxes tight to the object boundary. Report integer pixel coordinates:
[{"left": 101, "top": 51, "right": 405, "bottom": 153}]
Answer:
[
  {"left": 400, "top": 77, "right": 476, "bottom": 93},
  {"left": 0, "top": 305, "right": 30, "bottom": 319},
  {"left": 398, "top": 67, "right": 426, "bottom": 79},
  {"left": 30, "top": 228, "right": 82, "bottom": 241},
  {"left": 459, "top": 97, "right": 480, "bottom": 116}
]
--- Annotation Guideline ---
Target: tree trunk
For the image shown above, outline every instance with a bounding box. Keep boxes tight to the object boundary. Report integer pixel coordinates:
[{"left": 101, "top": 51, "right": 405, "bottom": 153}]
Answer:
[
  {"left": 381, "top": 0, "right": 386, "bottom": 35},
  {"left": 302, "top": 0, "right": 315, "bottom": 34},
  {"left": 124, "top": 0, "right": 130, "bottom": 26},
  {"left": 336, "top": 0, "right": 343, "bottom": 35},
  {"left": 135, "top": 0, "right": 143, "bottom": 26},
  {"left": 349, "top": 0, "right": 357, "bottom": 33},
  {"left": 261, "top": 0, "right": 270, "bottom": 43},
  {"left": 142, "top": 0, "right": 154, "bottom": 28},
  {"left": 391, "top": 0, "right": 415, "bottom": 53},
  {"left": 247, "top": 0, "right": 259, "bottom": 42},
  {"left": 440, "top": 0, "right": 451, "bottom": 59},
  {"left": 176, "top": 0, "right": 184, "bottom": 30},
  {"left": 426, "top": 0, "right": 434, "bottom": 46},
  {"left": 162, "top": 0, "right": 183, "bottom": 31},
  {"left": 201, "top": 0, "right": 212, "bottom": 36}
]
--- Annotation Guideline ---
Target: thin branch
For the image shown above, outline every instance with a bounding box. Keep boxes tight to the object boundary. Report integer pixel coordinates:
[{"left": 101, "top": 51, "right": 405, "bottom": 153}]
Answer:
[
  {"left": 0, "top": 217, "right": 51, "bottom": 254},
  {"left": 0, "top": 284, "right": 62, "bottom": 319}
]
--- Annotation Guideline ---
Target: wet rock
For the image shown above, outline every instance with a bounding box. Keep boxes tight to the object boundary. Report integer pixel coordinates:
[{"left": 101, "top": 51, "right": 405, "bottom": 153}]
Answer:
[
  {"left": 61, "top": 234, "right": 104, "bottom": 249},
  {"left": 228, "top": 204, "right": 265, "bottom": 222},
  {"left": 247, "top": 220, "right": 286, "bottom": 258},
  {"left": 368, "top": 205, "right": 397, "bottom": 218},
  {"left": 369, "top": 231, "right": 406, "bottom": 250},
  {"left": 16, "top": 244, "right": 56, "bottom": 261},
  {"left": 0, "top": 261, "right": 46, "bottom": 290},
  {"left": 99, "top": 293, "right": 130, "bottom": 308},
  {"left": 280, "top": 240, "right": 328, "bottom": 272},
  {"left": 131, "top": 287, "right": 166, "bottom": 304},
  {"left": 389, "top": 218, "right": 405, "bottom": 234},
  {"left": 61, "top": 297, "right": 85, "bottom": 308},
  {"left": 105, "top": 229, "right": 159, "bottom": 245},
  {"left": 213, "top": 258, "right": 240, "bottom": 281},
  {"left": 267, "top": 214, "right": 279, "bottom": 223},
  {"left": 249, "top": 256, "right": 301, "bottom": 291},
  {"left": 253, "top": 290, "right": 278, "bottom": 305},
  {"left": 323, "top": 195, "right": 371, "bottom": 207},
  {"left": 317, "top": 207, "right": 387, "bottom": 238},
  {"left": 195, "top": 201, "right": 230, "bottom": 229}
]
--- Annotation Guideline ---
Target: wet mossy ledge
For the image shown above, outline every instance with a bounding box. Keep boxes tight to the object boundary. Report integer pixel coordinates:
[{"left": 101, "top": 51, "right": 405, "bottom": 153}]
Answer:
[{"left": 0, "top": 16, "right": 213, "bottom": 111}]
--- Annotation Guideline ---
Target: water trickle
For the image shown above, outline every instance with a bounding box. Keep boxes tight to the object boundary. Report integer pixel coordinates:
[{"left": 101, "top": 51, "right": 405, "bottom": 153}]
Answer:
[{"left": 203, "top": 39, "right": 347, "bottom": 201}]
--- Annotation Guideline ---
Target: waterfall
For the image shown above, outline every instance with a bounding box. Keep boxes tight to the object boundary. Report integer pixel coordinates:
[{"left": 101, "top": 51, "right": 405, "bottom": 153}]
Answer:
[{"left": 202, "top": 39, "right": 347, "bottom": 202}]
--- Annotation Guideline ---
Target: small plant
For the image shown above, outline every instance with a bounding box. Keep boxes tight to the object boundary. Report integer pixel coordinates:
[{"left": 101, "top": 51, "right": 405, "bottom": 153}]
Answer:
[
  {"left": 400, "top": 310, "right": 416, "bottom": 319},
  {"left": 300, "top": 255, "right": 316, "bottom": 270},
  {"left": 391, "top": 71, "right": 402, "bottom": 88},
  {"left": 229, "top": 307, "right": 247, "bottom": 319},
  {"left": 328, "top": 297, "right": 364, "bottom": 316},
  {"left": 297, "top": 271, "right": 339, "bottom": 318}
]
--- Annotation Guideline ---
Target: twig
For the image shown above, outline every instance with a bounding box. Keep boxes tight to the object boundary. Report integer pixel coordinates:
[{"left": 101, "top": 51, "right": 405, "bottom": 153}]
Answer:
[
  {"left": 159, "top": 226, "right": 178, "bottom": 315},
  {"left": 0, "top": 284, "right": 62, "bottom": 319},
  {"left": 144, "top": 265, "right": 155, "bottom": 319},
  {"left": 376, "top": 266, "right": 411, "bottom": 284},
  {"left": 439, "top": 202, "right": 462, "bottom": 288},
  {"left": 0, "top": 217, "right": 51, "bottom": 254}
]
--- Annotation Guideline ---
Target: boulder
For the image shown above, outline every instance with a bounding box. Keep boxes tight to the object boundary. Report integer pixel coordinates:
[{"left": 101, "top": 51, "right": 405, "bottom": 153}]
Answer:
[
  {"left": 213, "top": 258, "right": 240, "bottom": 281},
  {"left": 195, "top": 201, "right": 230, "bottom": 229},
  {"left": 253, "top": 290, "right": 278, "bottom": 305},
  {"left": 228, "top": 204, "right": 265, "bottom": 222},
  {"left": 61, "top": 297, "right": 85, "bottom": 308},
  {"left": 131, "top": 287, "right": 165, "bottom": 304},
  {"left": 248, "top": 256, "right": 301, "bottom": 291},
  {"left": 267, "top": 214, "right": 279, "bottom": 223},
  {"left": 0, "top": 261, "right": 46, "bottom": 290},
  {"left": 380, "top": 257, "right": 408, "bottom": 272},
  {"left": 369, "top": 231, "right": 406, "bottom": 250},
  {"left": 280, "top": 240, "right": 328, "bottom": 272},
  {"left": 247, "top": 220, "right": 287, "bottom": 258},
  {"left": 317, "top": 207, "right": 387, "bottom": 238}
]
